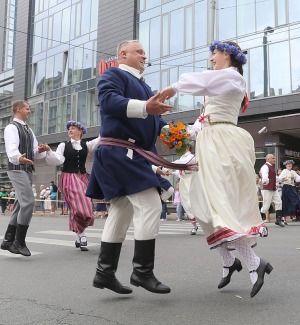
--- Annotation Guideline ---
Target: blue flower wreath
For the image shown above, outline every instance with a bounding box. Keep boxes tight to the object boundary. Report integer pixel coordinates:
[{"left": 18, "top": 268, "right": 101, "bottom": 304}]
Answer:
[
  {"left": 66, "top": 121, "right": 87, "bottom": 135},
  {"left": 209, "top": 41, "right": 247, "bottom": 65}
]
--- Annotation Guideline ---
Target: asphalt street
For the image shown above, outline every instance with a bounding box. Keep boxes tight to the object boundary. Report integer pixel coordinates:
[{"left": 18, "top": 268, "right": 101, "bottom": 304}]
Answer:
[{"left": 0, "top": 213, "right": 299, "bottom": 325}]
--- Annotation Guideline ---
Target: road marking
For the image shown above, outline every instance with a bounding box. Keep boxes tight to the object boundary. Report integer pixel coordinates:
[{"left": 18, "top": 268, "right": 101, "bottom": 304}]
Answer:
[{"left": 0, "top": 250, "right": 42, "bottom": 257}]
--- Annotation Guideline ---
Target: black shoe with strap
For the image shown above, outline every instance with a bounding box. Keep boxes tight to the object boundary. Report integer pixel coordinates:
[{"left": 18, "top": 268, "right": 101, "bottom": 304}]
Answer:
[
  {"left": 218, "top": 258, "right": 243, "bottom": 289},
  {"left": 250, "top": 259, "right": 273, "bottom": 298}
]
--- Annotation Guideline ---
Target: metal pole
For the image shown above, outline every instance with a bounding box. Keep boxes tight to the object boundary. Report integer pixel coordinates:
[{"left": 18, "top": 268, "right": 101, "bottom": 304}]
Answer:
[
  {"left": 208, "top": 0, "right": 216, "bottom": 69},
  {"left": 263, "top": 33, "right": 268, "bottom": 97}
]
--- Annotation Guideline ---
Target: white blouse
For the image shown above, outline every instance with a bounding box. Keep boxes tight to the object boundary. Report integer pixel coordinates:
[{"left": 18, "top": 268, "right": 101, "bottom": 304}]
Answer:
[
  {"left": 45, "top": 136, "right": 101, "bottom": 166},
  {"left": 171, "top": 67, "right": 246, "bottom": 97},
  {"left": 278, "top": 169, "right": 300, "bottom": 185}
]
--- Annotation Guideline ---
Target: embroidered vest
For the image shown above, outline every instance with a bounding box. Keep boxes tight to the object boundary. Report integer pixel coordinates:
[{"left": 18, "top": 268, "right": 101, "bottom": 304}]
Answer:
[
  {"left": 62, "top": 140, "right": 88, "bottom": 174},
  {"left": 263, "top": 164, "right": 276, "bottom": 191},
  {"left": 7, "top": 121, "right": 34, "bottom": 172}
]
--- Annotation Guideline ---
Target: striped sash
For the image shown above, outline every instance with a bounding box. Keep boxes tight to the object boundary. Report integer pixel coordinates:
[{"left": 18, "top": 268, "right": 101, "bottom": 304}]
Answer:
[{"left": 99, "top": 137, "right": 198, "bottom": 171}]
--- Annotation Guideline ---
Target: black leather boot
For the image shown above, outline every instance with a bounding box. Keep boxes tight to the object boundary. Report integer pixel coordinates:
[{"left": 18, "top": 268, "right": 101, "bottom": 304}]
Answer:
[
  {"left": 260, "top": 212, "right": 266, "bottom": 221},
  {"left": 218, "top": 258, "right": 243, "bottom": 289},
  {"left": 130, "top": 239, "right": 171, "bottom": 294},
  {"left": 93, "top": 242, "right": 132, "bottom": 294},
  {"left": 275, "top": 210, "right": 284, "bottom": 227},
  {"left": 1, "top": 224, "right": 17, "bottom": 251},
  {"left": 8, "top": 224, "right": 31, "bottom": 256}
]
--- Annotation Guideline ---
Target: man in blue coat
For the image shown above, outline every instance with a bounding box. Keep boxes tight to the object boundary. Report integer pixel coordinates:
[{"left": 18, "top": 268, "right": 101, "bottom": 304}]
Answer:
[{"left": 87, "top": 40, "right": 172, "bottom": 294}]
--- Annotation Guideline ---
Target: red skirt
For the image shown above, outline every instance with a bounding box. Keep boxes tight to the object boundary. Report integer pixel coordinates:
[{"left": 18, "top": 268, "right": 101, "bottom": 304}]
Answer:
[{"left": 59, "top": 172, "right": 95, "bottom": 233}]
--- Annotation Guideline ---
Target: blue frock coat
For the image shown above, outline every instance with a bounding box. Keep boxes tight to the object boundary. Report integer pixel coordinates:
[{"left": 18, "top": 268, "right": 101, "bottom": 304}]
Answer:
[{"left": 86, "top": 67, "right": 168, "bottom": 200}]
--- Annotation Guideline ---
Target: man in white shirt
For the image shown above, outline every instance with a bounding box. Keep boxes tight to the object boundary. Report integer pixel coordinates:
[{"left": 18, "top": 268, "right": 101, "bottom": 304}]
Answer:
[
  {"left": 260, "top": 154, "right": 284, "bottom": 227},
  {"left": 0, "top": 100, "right": 50, "bottom": 256}
]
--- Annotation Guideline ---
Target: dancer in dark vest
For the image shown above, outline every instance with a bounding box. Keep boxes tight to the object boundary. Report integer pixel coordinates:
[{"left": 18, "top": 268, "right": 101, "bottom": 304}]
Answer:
[
  {"left": 46, "top": 121, "right": 100, "bottom": 251},
  {"left": 1, "top": 100, "right": 50, "bottom": 256},
  {"left": 260, "top": 154, "right": 284, "bottom": 227}
]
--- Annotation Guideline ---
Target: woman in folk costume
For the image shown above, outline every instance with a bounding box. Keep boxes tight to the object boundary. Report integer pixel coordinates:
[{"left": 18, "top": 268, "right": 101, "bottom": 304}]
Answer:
[
  {"left": 161, "top": 41, "right": 272, "bottom": 298},
  {"left": 46, "top": 121, "right": 100, "bottom": 251},
  {"left": 278, "top": 160, "right": 300, "bottom": 222}
]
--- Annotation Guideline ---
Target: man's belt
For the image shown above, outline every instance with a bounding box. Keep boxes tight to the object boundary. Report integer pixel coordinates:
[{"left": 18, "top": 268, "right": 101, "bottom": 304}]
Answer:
[{"left": 99, "top": 137, "right": 198, "bottom": 171}]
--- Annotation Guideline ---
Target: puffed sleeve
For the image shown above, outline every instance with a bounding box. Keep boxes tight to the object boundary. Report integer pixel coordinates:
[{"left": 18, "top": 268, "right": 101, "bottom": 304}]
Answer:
[
  {"left": 172, "top": 68, "right": 246, "bottom": 97},
  {"left": 86, "top": 135, "right": 101, "bottom": 153},
  {"left": 45, "top": 143, "right": 66, "bottom": 166}
]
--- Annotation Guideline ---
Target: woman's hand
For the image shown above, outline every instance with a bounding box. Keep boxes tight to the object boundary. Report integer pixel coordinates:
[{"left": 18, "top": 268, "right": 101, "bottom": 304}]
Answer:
[{"left": 160, "top": 86, "right": 176, "bottom": 101}]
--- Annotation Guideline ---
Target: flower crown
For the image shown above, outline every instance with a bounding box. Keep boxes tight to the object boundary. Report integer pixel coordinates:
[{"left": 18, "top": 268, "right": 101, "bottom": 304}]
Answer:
[
  {"left": 209, "top": 41, "right": 247, "bottom": 65},
  {"left": 66, "top": 121, "right": 87, "bottom": 134},
  {"left": 283, "top": 160, "right": 295, "bottom": 166}
]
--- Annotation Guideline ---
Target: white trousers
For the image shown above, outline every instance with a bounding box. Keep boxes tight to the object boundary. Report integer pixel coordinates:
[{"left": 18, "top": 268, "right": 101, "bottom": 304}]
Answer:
[
  {"left": 101, "top": 187, "right": 162, "bottom": 242},
  {"left": 261, "top": 189, "right": 282, "bottom": 213}
]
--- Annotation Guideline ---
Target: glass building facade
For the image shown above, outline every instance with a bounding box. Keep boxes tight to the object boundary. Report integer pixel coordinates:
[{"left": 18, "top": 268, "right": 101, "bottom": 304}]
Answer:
[
  {"left": 28, "top": 0, "right": 99, "bottom": 136},
  {"left": 138, "top": 0, "right": 300, "bottom": 108},
  {"left": 0, "top": 0, "right": 299, "bottom": 187},
  {"left": 137, "top": 0, "right": 300, "bottom": 169}
]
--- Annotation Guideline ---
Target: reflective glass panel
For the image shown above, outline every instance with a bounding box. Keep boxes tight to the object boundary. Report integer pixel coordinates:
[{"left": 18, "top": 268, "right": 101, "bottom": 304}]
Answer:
[
  {"left": 269, "top": 41, "right": 291, "bottom": 96},
  {"left": 77, "top": 91, "right": 87, "bottom": 126},
  {"left": 290, "top": 38, "right": 300, "bottom": 92},
  {"left": 36, "top": 59, "right": 46, "bottom": 94},
  {"left": 87, "top": 88, "right": 97, "bottom": 126},
  {"left": 277, "top": 0, "right": 286, "bottom": 25},
  {"left": 57, "top": 96, "right": 66, "bottom": 132},
  {"left": 249, "top": 46, "right": 264, "bottom": 99},
  {"left": 61, "top": 7, "right": 71, "bottom": 43},
  {"left": 53, "top": 11, "right": 62, "bottom": 47},
  {"left": 73, "top": 47, "right": 83, "bottom": 83},
  {"left": 33, "top": 21, "right": 42, "bottom": 54},
  {"left": 170, "top": 8, "right": 184, "bottom": 54},
  {"left": 149, "top": 17, "right": 161, "bottom": 60},
  {"left": 53, "top": 53, "right": 63, "bottom": 89},
  {"left": 81, "top": 0, "right": 91, "bottom": 35},
  {"left": 162, "top": 14, "right": 169, "bottom": 56},
  {"left": 289, "top": 0, "right": 300, "bottom": 23},
  {"left": 218, "top": 0, "right": 236, "bottom": 40},
  {"left": 45, "top": 56, "right": 54, "bottom": 92},
  {"left": 256, "top": 0, "right": 274, "bottom": 32},
  {"left": 138, "top": 21, "right": 150, "bottom": 59},
  {"left": 185, "top": 6, "right": 193, "bottom": 50},
  {"left": 194, "top": 1, "right": 207, "bottom": 47},
  {"left": 83, "top": 42, "right": 93, "bottom": 80},
  {"left": 91, "top": 0, "right": 99, "bottom": 31},
  {"left": 237, "top": 0, "right": 255, "bottom": 36},
  {"left": 48, "top": 99, "right": 57, "bottom": 134}
]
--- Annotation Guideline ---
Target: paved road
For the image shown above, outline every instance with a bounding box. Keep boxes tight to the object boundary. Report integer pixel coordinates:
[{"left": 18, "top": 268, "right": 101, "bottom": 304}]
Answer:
[{"left": 0, "top": 214, "right": 299, "bottom": 325}]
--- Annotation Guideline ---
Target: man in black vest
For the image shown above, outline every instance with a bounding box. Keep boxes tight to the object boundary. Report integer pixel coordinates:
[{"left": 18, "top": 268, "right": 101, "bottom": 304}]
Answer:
[
  {"left": 260, "top": 154, "right": 284, "bottom": 227},
  {"left": 0, "top": 100, "right": 50, "bottom": 256}
]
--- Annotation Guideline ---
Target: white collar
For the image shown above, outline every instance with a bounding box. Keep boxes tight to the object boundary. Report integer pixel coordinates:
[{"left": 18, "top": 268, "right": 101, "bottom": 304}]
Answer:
[
  {"left": 119, "top": 64, "right": 142, "bottom": 79},
  {"left": 71, "top": 138, "right": 81, "bottom": 143},
  {"left": 13, "top": 118, "right": 27, "bottom": 126}
]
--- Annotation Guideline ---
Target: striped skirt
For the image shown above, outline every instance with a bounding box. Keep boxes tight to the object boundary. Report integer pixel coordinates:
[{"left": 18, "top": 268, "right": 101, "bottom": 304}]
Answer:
[{"left": 59, "top": 172, "right": 95, "bottom": 233}]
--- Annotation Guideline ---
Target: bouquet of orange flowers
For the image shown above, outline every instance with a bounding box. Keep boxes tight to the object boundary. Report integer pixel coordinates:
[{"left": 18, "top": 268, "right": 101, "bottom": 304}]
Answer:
[{"left": 160, "top": 121, "right": 191, "bottom": 156}]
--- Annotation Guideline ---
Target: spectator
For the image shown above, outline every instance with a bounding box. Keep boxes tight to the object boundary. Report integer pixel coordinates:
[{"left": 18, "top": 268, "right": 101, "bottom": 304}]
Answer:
[
  {"left": 39, "top": 185, "right": 47, "bottom": 215},
  {"left": 49, "top": 181, "right": 58, "bottom": 214},
  {"left": 32, "top": 184, "right": 37, "bottom": 214}
]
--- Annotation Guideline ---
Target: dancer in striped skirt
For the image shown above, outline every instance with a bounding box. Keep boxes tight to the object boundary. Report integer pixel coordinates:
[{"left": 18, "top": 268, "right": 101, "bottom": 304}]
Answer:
[{"left": 46, "top": 121, "right": 100, "bottom": 251}]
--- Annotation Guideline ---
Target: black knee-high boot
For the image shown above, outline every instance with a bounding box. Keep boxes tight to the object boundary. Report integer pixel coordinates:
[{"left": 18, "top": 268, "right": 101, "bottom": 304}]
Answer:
[
  {"left": 130, "top": 239, "right": 171, "bottom": 294},
  {"left": 8, "top": 224, "right": 31, "bottom": 256},
  {"left": 93, "top": 242, "right": 132, "bottom": 294},
  {"left": 0, "top": 224, "right": 17, "bottom": 250},
  {"left": 275, "top": 210, "right": 284, "bottom": 227}
]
